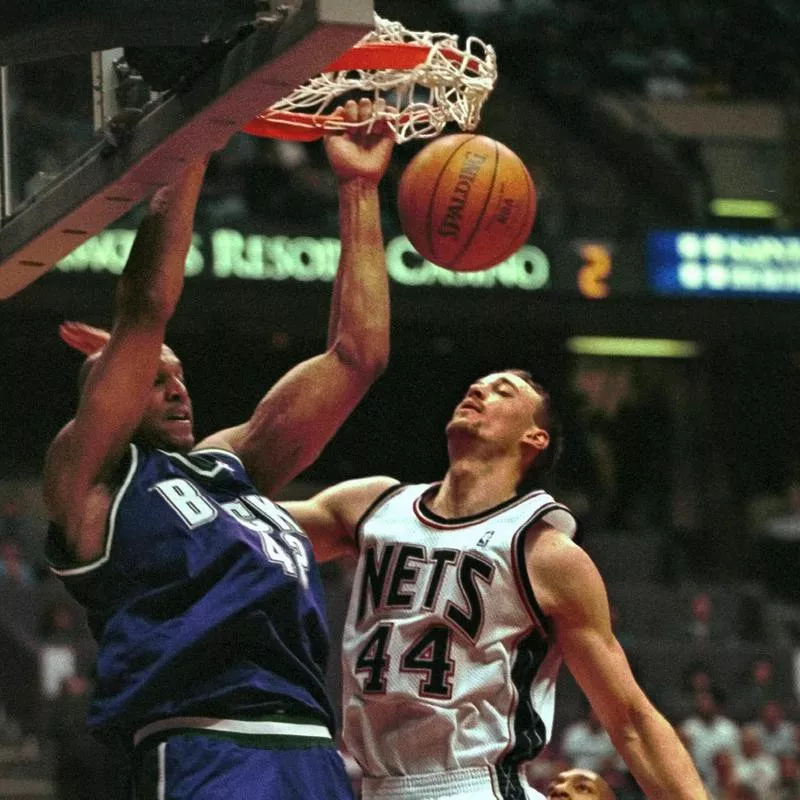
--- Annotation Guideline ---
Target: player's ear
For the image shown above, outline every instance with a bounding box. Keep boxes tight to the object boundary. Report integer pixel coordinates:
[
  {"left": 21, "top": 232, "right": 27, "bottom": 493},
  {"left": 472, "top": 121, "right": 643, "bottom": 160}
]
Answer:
[{"left": 521, "top": 427, "right": 549, "bottom": 453}]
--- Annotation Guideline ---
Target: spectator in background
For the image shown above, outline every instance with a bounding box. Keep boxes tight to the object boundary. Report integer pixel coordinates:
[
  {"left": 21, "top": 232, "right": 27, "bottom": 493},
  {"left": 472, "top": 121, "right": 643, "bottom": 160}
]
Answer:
[
  {"left": 680, "top": 688, "right": 741, "bottom": 783},
  {"left": 775, "top": 754, "right": 800, "bottom": 799},
  {"left": 732, "top": 656, "right": 782, "bottom": 724},
  {"left": 561, "top": 707, "right": 623, "bottom": 773},
  {"left": 706, "top": 750, "right": 740, "bottom": 799},
  {"left": 734, "top": 725, "right": 780, "bottom": 799},
  {"left": 0, "top": 534, "right": 36, "bottom": 585},
  {"left": 753, "top": 701, "right": 796, "bottom": 759},
  {"left": 662, "top": 660, "right": 719, "bottom": 723},
  {"left": 38, "top": 601, "right": 80, "bottom": 702},
  {"left": 686, "top": 590, "right": 728, "bottom": 643}
]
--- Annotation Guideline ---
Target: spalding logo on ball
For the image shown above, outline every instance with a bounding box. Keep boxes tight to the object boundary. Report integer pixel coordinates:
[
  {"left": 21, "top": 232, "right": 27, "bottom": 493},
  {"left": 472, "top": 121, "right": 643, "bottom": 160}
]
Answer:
[{"left": 397, "top": 133, "right": 537, "bottom": 273}]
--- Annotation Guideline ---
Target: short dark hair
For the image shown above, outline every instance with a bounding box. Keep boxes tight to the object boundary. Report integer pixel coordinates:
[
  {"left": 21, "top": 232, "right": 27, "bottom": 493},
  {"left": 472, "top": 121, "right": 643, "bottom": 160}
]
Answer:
[{"left": 504, "top": 368, "right": 563, "bottom": 491}]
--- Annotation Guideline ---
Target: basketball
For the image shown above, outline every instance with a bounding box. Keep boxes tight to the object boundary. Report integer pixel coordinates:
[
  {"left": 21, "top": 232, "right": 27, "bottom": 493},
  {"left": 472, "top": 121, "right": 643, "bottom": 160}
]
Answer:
[{"left": 397, "top": 134, "right": 537, "bottom": 272}]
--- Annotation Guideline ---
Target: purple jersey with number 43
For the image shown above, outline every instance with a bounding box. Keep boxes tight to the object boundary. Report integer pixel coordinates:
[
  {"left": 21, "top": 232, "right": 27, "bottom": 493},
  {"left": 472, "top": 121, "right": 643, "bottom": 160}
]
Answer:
[{"left": 46, "top": 445, "right": 333, "bottom": 743}]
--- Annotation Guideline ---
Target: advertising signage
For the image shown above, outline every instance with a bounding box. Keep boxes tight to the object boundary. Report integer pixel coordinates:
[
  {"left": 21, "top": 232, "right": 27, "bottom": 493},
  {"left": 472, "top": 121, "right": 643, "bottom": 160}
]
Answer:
[
  {"left": 648, "top": 231, "right": 800, "bottom": 299},
  {"left": 56, "top": 229, "right": 554, "bottom": 292},
  {"left": 53, "top": 226, "right": 624, "bottom": 299},
  {"left": 53, "top": 226, "right": 800, "bottom": 303}
]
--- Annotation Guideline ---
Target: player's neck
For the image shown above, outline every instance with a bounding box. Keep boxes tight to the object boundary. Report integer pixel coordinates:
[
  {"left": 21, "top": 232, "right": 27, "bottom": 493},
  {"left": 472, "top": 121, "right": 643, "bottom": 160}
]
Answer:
[{"left": 430, "top": 457, "right": 518, "bottom": 519}]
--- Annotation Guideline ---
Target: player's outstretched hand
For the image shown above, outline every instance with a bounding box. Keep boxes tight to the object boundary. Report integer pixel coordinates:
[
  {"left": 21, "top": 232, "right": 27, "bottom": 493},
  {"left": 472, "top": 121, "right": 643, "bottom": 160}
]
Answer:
[
  {"left": 59, "top": 320, "right": 110, "bottom": 355},
  {"left": 324, "top": 98, "right": 395, "bottom": 185}
]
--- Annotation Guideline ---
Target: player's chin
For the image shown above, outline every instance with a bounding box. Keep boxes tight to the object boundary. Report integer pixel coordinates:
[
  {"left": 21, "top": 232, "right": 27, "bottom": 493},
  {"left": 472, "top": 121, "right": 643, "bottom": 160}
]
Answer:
[
  {"left": 446, "top": 417, "right": 474, "bottom": 435},
  {"left": 157, "top": 427, "right": 195, "bottom": 453},
  {"left": 172, "top": 432, "right": 196, "bottom": 452}
]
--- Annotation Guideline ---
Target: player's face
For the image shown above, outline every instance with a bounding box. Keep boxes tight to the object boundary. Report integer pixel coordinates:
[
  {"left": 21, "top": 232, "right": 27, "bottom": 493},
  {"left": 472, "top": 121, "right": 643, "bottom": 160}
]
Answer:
[
  {"left": 547, "top": 769, "right": 612, "bottom": 800},
  {"left": 447, "top": 372, "right": 548, "bottom": 452},
  {"left": 135, "top": 348, "right": 194, "bottom": 452}
]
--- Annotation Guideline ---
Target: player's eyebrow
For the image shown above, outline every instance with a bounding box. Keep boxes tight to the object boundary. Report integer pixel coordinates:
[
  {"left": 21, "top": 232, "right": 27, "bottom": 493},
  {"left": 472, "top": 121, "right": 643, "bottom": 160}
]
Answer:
[{"left": 494, "top": 377, "right": 519, "bottom": 393}]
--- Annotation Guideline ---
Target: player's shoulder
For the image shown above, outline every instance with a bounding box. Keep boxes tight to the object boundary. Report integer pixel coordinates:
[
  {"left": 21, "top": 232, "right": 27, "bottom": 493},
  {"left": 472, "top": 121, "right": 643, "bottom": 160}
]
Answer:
[
  {"left": 44, "top": 420, "right": 130, "bottom": 521},
  {"left": 526, "top": 522, "right": 599, "bottom": 585},
  {"left": 43, "top": 419, "right": 74, "bottom": 476},
  {"left": 526, "top": 523, "right": 607, "bottom": 619},
  {"left": 43, "top": 421, "right": 78, "bottom": 524},
  {"left": 326, "top": 475, "right": 400, "bottom": 501}
]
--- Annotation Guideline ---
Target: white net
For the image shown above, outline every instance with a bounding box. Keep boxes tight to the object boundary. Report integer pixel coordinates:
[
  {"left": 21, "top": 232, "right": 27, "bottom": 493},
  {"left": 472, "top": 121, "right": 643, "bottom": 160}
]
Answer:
[{"left": 248, "top": 15, "right": 497, "bottom": 143}]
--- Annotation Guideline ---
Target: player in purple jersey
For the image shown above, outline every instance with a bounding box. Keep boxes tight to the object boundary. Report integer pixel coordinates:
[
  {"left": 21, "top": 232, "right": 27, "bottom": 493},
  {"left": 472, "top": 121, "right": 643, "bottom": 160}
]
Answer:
[{"left": 43, "top": 98, "right": 394, "bottom": 799}]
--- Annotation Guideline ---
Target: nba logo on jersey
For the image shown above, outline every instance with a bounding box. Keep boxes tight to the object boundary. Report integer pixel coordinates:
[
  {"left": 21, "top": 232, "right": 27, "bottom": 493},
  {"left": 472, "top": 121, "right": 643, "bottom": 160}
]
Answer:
[{"left": 476, "top": 530, "right": 495, "bottom": 548}]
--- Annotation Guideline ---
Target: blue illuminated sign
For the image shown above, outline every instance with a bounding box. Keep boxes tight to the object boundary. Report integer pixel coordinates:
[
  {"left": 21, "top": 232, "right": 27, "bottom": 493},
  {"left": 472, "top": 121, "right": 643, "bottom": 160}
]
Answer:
[{"left": 648, "top": 231, "right": 800, "bottom": 299}]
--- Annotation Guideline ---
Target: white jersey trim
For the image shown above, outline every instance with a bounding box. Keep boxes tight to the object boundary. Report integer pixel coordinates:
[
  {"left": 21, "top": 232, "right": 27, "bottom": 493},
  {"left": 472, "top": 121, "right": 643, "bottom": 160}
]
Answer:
[
  {"left": 189, "top": 447, "right": 244, "bottom": 464},
  {"left": 362, "top": 766, "right": 500, "bottom": 799},
  {"left": 512, "top": 501, "right": 578, "bottom": 630},
  {"left": 361, "top": 765, "right": 546, "bottom": 800},
  {"left": 411, "top": 486, "right": 548, "bottom": 530},
  {"left": 157, "top": 742, "right": 166, "bottom": 800},
  {"left": 50, "top": 443, "right": 140, "bottom": 577},
  {"left": 133, "top": 716, "right": 332, "bottom": 747},
  {"left": 160, "top": 448, "right": 238, "bottom": 477}
]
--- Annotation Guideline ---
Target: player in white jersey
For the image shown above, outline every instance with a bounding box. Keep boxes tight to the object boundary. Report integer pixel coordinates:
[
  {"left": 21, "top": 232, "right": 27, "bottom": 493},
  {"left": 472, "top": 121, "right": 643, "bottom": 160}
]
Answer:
[
  {"left": 341, "top": 481, "right": 575, "bottom": 797},
  {"left": 284, "top": 369, "right": 708, "bottom": 799}
]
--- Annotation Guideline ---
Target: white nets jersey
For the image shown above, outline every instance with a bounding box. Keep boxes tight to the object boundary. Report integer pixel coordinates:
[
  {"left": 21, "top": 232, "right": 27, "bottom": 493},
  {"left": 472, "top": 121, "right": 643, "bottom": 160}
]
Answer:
[{"left": 341, "top": 483, "right": 578, "bottom": 800}]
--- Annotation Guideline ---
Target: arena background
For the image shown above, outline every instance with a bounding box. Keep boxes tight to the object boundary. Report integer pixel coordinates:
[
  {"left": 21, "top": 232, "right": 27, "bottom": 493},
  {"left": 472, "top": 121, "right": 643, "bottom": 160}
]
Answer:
[{"left": 0, "top": 1, "right": 799, "bottom": 797}]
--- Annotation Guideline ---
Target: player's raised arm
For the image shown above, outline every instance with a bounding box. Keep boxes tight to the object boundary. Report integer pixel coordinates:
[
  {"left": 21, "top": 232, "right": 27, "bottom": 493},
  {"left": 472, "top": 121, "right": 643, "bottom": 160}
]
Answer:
[
  {"left": 528, "top": 527, "right": 709, "bottom": 800},
  {"left": 282, "top": 475, "right": 399, "bottom": 562},
  {"left": 199, "top": 99, "right": 394, "bottom": 495},
  {"left": 43, "top": 158, "right": 208, "bottom": 553}
]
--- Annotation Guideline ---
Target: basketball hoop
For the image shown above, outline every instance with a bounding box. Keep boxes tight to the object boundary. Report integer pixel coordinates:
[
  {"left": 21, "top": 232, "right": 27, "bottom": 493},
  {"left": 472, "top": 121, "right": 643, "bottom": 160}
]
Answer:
[{"left": 242, "top": 16, "right": 497, "bottom": 143}]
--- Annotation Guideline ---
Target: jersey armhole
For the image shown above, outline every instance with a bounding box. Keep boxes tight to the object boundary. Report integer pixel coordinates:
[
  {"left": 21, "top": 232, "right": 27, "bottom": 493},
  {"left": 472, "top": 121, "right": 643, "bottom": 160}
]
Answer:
[
  {"left": 511, "top": 502, "right": 578, "bottom": 633},
  {"left": 513, "top": 523, "right": 549, "bottom": 633},
  {"left": 354, "top": 482, "right": 406, "bottom": 550},
  {"left": 47, "top": 443, "right": 139, "bottom": 577}
]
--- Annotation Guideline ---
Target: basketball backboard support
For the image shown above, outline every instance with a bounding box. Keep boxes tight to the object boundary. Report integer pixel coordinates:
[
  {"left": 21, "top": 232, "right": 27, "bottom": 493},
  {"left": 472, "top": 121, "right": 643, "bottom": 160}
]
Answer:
[{"left": 0, "top": 0, "right": 374, "bottom": 299}]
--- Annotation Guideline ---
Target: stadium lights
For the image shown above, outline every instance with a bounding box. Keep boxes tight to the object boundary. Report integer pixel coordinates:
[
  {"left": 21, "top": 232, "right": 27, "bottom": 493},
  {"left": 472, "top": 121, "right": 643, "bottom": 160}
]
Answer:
[
  {"left": 567, "top": 337, "right": 701, "bottom": 358},
  {"left": 709, "top": 199, "right": 781, "bottom": 219}
]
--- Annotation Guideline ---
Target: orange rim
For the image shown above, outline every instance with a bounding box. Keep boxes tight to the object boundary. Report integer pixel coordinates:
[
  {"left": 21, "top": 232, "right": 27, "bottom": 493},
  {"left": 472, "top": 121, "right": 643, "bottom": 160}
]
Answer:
[
  {"left": 242, "top": 106, "right": 425, "bottom": 141},
  {"left": 240, "top": 111, "right": 331, "bottom": 141},
  {"left": 324, "top": 42, "right": 431, "bottom": 71},
  {"left": 243, "top": 41, "right": 481, "bottom": 140},
  {"left": 324, "top": 42, "right": 482, "bottom": 76}
]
